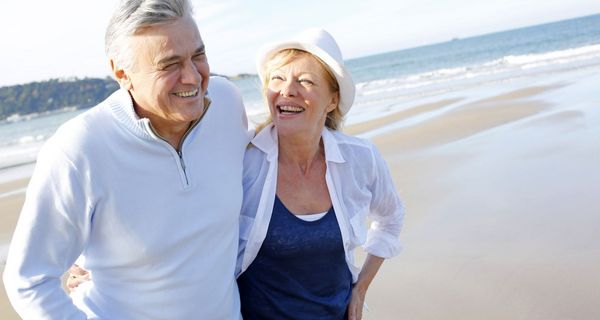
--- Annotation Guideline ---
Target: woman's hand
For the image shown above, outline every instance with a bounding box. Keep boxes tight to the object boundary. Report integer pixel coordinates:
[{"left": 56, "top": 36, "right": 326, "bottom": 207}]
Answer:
[
  {"left": 347, "top": 285, "right": 366, "bottom": 320},
  {"left": 347, "top": 254, "right": 385, "bottom": 320},
  {"left": 66, "top": 264, "right": 91, "bottom": 292}
]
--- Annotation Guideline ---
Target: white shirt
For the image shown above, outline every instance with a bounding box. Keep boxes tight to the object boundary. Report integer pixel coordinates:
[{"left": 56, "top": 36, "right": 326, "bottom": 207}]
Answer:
[
  {"left": 3, "top": 77, "right": 251, "bottom": 319},
  {"left": 237, "top": 124, "right": 404, "bottom": 281}
]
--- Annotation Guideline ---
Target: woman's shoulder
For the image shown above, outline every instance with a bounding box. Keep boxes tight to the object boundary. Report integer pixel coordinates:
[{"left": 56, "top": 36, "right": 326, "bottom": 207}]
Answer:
[
  {"left": 244, "top": 143, "right": 267, "bottom": 161},
  {"left": 328, "top": 129, "right": 380, "bottom": 160},
  {"left": 330, "top": 129, "right": 373, "bottom": 147}
]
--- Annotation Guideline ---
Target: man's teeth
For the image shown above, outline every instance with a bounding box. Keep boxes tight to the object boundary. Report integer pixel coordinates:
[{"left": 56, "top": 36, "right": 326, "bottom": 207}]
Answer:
[
  {"left": 174, "top": 89, "right": 198, "bottom": 97},
  {"left": 279, "top": 105, "right": 304, "bottom": 113}
]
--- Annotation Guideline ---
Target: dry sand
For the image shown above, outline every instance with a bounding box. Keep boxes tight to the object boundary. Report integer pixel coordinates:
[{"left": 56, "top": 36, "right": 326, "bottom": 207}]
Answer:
[{"left": 1, "top": 79, "right": 599, "bottom": 319}]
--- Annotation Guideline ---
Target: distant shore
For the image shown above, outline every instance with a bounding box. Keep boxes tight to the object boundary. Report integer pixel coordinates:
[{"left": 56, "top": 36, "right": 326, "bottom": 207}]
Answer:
[{"left": 0, "top": 73, "right": 258, "bottom": 122}]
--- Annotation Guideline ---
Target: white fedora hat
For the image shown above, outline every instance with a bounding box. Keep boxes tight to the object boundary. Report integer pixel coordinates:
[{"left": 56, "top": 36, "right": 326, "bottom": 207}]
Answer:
[{"left": 256, "top": 28, "right": 356, "bottom": 115}]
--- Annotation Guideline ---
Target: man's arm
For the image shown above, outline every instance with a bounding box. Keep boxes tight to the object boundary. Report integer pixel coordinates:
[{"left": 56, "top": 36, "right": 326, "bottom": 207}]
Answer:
[{"left": 3, "top": 144, "right": 91, "bottom": 319}]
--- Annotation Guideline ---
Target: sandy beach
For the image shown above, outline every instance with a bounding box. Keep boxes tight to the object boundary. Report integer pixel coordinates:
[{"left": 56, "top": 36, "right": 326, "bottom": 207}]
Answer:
[
  {"left": 1, "top": 181, "right": 24, "bottom": 318},
  {"left": 352, "top": 68, "right": 600, "bottom": 319},
  {"left": 2, "top": 66, "right": 600, "bottom": 319}
]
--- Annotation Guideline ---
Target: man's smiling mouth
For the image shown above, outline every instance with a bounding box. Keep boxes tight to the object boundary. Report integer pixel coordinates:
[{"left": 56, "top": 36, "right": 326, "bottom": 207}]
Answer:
[{"left": 173, "top": 89, "right": 199, "bottom": 98}]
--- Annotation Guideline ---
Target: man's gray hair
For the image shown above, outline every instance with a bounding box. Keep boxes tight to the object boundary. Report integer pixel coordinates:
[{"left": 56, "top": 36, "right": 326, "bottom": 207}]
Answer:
[{"left": 105, "top": 0, "right": 194, "bottom": 71}]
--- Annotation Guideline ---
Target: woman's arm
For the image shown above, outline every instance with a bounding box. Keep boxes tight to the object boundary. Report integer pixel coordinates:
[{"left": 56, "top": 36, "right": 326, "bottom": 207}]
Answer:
[{"left": 347, "top": 254, "right": 385, "bottom": 320}]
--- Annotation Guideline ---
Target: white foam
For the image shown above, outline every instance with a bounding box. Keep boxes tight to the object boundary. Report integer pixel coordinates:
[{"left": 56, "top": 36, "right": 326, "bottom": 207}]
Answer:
[
  {"left": 0, "top": 187, "right": 27, "bottom": 200},
  {"left": 502, "top": 44, "right": 600, "bottom": 66},
  {"left": 348, "top": 43, "right": 600, "bottom": 123}
]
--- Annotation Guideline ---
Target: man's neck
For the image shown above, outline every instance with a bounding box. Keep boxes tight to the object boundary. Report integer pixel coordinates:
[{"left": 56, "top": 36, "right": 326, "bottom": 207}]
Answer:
[
  {"left": 133, "top": 105, "right": 195, "bottom": 149},
  {"left": 151, "top": 119, "right": 194, "bottom": 149}
]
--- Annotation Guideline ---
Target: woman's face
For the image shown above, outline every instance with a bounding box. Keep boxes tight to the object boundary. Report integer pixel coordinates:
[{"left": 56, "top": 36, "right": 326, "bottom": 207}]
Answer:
[{"left": 266, "top": 54, "right": 339, "bottom": 138}]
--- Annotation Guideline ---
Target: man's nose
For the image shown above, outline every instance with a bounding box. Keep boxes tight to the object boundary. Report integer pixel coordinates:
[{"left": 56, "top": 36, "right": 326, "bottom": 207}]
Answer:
[{"left": 180, "top": 60, "right": 202, "bottom": 85}]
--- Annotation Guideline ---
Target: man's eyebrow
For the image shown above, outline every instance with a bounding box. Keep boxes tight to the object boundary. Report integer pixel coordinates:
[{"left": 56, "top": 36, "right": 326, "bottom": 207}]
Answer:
[
  {"left": 156, "top": 55, "right": 180, "bottom": 67},
  {"left": 193, "top": 44, "right": 206, "bottom": 55},
  {"left": 156, "top": 45, "right": 206, "bottom": 66}
]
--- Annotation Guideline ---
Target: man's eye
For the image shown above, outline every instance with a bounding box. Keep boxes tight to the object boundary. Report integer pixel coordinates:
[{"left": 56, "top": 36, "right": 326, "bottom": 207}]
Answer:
[
  {"left": 162, "top": 63, "right": 178, "bottom": 71},
  {"left": 193, "top": 53, "right": 206, "bottom": 61}
]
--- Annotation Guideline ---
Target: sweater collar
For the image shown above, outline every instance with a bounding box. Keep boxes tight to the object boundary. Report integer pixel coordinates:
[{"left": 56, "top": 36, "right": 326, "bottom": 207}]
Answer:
[
  {"left": 250, "top": 123, "right": 345, "bottom": 164},
  {"left": 106, "top": 88, "right": 211, "bottom": 143},
  {"left": 106, "top": 88, "right": 155, "bottom": 140}
]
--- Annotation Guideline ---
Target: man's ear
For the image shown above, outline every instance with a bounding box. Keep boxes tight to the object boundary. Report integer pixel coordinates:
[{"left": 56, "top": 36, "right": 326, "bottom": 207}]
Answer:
[{"left": 110, "top": 59, "right": 132, "bottom": 90}]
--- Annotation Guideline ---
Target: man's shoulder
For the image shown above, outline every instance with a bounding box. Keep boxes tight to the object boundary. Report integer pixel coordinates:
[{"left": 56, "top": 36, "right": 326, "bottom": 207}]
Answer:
[
  {"left": 45, "top": 93, "right": 118, "bottom": 156},
  {"left": 204, "top": 76, "right": 249, "bottom": 135},
  {"left": 207, "top": 76, "right": 241, "bottom": 98}
]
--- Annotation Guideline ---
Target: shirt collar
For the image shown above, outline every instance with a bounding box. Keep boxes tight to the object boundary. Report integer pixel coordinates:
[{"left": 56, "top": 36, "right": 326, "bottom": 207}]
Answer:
[{"left": 250, "top": 123, "right": 346, "bottom": 164}]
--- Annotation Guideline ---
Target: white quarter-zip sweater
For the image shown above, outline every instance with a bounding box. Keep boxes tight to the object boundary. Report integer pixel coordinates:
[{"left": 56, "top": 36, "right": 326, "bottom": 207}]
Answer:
[{"left": 3, "top": 77, "right": 251, "bottom": 319}]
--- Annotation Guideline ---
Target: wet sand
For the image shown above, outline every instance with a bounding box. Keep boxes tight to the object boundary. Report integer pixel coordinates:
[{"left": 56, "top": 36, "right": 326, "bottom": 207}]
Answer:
[
  {"left": 347, "top": 76, "right": 600, "bottom": 319},
  {"left": 1, "top": 190, "right": 23, "bottom": 319}
]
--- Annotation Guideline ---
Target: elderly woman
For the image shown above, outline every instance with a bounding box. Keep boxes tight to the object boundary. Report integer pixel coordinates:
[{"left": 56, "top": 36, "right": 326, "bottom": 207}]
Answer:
[
  {"left": 68, "top": 29, "right": 403, "bottom": 320},
  {"left": 236, "top": 29, "right": 404, "bottom": 320}
]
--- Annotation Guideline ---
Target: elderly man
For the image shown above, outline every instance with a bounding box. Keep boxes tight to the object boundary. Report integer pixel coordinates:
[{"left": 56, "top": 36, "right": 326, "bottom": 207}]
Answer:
[{"left": 3, "top": 0, "right": 250, "bottom": 319}]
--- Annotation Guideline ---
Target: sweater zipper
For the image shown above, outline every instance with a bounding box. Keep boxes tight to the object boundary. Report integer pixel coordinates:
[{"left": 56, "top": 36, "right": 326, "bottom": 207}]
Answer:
[
  {"left": 175, "top": 124, "right": 197, "bottom": 186},
  {"left": 147, "top": 97, "right": 211, "bottom": 187},
  {"left": 175, "top": 96, "right": 211, "bottom": 185},
  {"left": 145, "top": 119, "right": 197, "bottom": 187}
]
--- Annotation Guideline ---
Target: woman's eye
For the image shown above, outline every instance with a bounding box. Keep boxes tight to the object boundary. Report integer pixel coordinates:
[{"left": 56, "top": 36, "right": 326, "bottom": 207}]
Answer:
[
  {"left": 299, "top": 79, "right": 314, "bottom": 85},
  {"left": 270, "top": 75, "right": 284, "bottom": 81}
]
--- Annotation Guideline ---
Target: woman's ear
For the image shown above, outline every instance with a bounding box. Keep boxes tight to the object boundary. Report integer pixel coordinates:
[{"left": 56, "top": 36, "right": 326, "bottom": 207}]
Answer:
[{"left": 327, "top": 92, "right": 340, "bottom": 112}]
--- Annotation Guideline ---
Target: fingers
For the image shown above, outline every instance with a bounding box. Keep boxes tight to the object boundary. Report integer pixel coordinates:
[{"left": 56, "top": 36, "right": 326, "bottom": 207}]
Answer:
[
  {"left": 66, "top": 264, "right": 92, "bottom": 293},
  {"left": 69, "top": 264, "right": 90, "bottom": 277},
  {"left": 348, "top": 307, "right": 362, "bottom": 320},
  {"left": 66, "top": 276, "right": 83, "bottom": 292},
  {"left": 347, "top": 296, "right": 363, "bottom": 320}
]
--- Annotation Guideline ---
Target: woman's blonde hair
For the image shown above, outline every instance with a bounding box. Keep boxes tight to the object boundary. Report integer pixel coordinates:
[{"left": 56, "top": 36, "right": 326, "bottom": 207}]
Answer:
[{"left": 256, "top": 49, "right": 343, "bottom": 132}]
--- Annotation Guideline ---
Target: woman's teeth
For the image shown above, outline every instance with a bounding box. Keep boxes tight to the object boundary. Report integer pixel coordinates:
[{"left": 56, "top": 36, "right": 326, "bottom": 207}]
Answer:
[{"left": 279, "top": 105, "right": 304, "bottom": 113}]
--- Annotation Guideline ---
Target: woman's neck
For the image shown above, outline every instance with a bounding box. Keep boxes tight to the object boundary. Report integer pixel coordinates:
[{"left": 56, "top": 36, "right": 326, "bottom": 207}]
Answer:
[{"left": 278, "top": 131, "right": 325, "bottom": 176}]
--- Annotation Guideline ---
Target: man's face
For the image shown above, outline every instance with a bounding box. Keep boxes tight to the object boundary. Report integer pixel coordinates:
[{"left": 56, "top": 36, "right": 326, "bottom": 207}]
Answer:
[{"left": 117, "top": 15, "right": 210, "bottom": 128}]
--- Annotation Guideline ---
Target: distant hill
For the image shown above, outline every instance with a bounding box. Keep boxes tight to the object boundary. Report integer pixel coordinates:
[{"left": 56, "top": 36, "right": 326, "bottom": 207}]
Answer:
[
  {"left": 0, "top": 73, "right": 254, "bottom": 121},
  {"left": 0, "top": 78, "right": 119, "bottom": 121}
]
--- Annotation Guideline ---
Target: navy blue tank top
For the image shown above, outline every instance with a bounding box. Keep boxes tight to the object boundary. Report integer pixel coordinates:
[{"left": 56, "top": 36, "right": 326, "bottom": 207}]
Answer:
[{"left": 237, "top": 195, "right": 352, "bottom": 319}]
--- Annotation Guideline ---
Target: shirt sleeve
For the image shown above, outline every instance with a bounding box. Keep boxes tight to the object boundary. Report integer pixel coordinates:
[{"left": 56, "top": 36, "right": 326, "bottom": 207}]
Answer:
[
  {"left": 363, "top": 143, "right": 405, "bottom": 258},
  {"left": 3, "top": 144, "right": 91, "bottom": 319}
]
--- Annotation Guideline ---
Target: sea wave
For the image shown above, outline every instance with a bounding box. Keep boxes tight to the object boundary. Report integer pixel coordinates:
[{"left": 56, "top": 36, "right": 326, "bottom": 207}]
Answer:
[
  {"left": 0, "top": 143, "right": 43, "bottom": 170},
  {"left": 1, "top": 106, "right": 79, "bottom": 124},
  {"left": 500, "top": 44, "right": 600, "bottom": 67},
  {"left": 17, "top": 135, "right": 46, "bottom": 145},
  {"left": 355, "top": 43, "right": 600, "bottom": 98}
]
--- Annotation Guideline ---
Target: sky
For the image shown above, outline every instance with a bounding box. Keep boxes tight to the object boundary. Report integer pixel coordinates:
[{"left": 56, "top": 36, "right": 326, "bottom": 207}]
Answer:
[{"left": 1, "top": 0, "right": 598, "bottom": 87}]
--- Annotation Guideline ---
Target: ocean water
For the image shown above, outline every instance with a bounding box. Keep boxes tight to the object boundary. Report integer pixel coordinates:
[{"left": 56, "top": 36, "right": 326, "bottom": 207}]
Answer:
[{"left": 1, "top": 13, "right": 600, "bottom": 175}]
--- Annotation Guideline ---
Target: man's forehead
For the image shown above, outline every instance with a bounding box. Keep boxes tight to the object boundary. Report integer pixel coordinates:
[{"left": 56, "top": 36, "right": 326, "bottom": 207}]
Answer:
[{"left": 128, "top": 22, "right": 204, "bottom": 63}]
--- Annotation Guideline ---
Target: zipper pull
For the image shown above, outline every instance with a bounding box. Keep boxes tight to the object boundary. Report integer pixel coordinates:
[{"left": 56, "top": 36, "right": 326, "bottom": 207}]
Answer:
[{"left": 178, "top": 150, "right": 186, "bottom": 171}]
